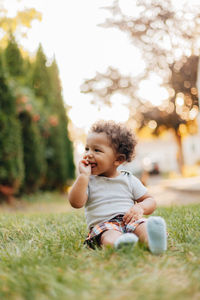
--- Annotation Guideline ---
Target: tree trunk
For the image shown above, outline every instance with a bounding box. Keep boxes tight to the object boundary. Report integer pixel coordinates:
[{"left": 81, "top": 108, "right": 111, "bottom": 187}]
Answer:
[
  {"left": 173, "top": 129, "right": 184, "bottom": 174},
  {"left": 0, "top": 185, "right": 15, "bottom": 204}
]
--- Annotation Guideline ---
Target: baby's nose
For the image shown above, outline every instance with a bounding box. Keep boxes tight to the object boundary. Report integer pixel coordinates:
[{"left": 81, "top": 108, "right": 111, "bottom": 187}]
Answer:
[
  {"left": 87, "top": 152, "right": 93, "bottom": 158},
  {"left": 84, "top": 151, "right": 93, "bottom": 159}
]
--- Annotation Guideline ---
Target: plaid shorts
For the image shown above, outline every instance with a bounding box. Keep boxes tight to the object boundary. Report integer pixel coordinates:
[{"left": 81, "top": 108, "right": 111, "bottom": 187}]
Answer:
[{"left": 85, "top": 214, "right": 146, "bottom": 249}]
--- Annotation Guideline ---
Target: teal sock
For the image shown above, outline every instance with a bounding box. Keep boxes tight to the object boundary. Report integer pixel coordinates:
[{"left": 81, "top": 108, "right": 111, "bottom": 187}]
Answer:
[
  {"left": 147, "top": 216, "right": 167, "bottom": 254},
  {"left": 114, "top": 233, "right": 139, "bottom": 249}
]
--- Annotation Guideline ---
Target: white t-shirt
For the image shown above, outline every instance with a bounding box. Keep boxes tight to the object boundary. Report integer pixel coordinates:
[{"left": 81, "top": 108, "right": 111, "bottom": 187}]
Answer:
[{"left": 85, "top": 171, "right": 147, "bottom": 229}]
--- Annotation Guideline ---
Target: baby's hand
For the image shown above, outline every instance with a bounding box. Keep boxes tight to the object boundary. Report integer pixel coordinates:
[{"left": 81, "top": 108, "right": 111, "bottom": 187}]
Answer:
[
  {"left": 123, "top": 204, "right": 144, "bottom": 224},
  {"left": 79, "top": 159, "right": 91, "bottom": 176}
]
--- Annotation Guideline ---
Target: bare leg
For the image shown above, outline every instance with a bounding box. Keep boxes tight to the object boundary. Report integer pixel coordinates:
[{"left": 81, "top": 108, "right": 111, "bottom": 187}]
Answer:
[
  {"left": 134, "top": 222, "right": 148, "bottom": 244},
  {"left": 100, "top": 230, "right": 122, "bottom": 247}
]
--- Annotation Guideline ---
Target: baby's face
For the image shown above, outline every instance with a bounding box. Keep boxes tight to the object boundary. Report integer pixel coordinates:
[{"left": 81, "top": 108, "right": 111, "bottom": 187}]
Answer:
[{"left": 84, "top": 132, "right": 119, "bottom": 177}]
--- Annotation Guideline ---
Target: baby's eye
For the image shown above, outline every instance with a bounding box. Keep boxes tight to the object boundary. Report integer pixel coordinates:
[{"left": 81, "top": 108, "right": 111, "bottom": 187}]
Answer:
[
  {"left": 95, "top": 149, "right": 101, "bottom": 152},
  {"left": 85, "top": 147, "right": 89, "bottom": 151}
]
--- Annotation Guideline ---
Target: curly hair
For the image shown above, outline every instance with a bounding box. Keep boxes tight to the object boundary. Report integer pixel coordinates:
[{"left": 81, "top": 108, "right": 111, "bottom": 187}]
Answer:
[{"left": 90, "top": 120, "right": 137, "bottom": 162}]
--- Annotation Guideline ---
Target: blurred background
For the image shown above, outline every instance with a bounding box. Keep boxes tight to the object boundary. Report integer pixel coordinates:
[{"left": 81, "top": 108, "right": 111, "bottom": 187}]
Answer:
[{"left": 0, "top": 0, "right": 200, "bottom": 203}]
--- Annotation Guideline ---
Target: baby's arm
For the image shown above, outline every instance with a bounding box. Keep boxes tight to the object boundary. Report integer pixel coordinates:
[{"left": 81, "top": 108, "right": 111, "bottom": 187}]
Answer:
[
  {"left": 68, "top": 159, "right": 91, "bottom": 209},
  {"left": 123, "top": 193, "right": 156, "bottom": 224}
]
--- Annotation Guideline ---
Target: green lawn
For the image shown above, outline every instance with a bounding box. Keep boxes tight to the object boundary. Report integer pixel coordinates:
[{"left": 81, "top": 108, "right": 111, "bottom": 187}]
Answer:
[{"left": 0, "top": 196, "right": 199, "bottom": 300}]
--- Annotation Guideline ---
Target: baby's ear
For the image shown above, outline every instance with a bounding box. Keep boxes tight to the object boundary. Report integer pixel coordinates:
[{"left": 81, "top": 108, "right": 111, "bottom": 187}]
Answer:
[{"left": 115, "top": 154, "right": 126, "bottom": 166}]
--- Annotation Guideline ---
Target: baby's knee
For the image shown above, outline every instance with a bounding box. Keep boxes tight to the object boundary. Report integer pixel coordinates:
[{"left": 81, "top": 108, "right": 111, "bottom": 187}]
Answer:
[{"left": 100, "top": 230, "right": 122, "bottom": 246}]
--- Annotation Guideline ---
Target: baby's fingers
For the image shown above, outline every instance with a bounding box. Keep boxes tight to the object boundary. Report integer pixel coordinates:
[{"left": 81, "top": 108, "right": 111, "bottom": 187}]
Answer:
[
  {"left": 81, "top": 159, "right": 89, "bottom": 166},
  {"left": 123, "top": 213, "right": 133, "bottom": 224}
]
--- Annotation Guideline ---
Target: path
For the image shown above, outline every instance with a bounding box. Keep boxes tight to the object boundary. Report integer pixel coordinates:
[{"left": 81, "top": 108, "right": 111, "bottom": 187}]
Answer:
[{"left": 147, "top": 175, "right": 200, "bottom": 206}]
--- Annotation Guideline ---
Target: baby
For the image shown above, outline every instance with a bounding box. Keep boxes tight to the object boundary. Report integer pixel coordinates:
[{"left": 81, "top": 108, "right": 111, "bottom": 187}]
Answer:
[{"left": 69, "top": 120, "right": 167, "bottom": 254}]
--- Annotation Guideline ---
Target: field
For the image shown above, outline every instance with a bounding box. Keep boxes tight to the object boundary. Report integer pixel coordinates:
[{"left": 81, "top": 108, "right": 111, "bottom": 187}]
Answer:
[{"left": 0, "top": 193, "right": 199, "bottom": 300}]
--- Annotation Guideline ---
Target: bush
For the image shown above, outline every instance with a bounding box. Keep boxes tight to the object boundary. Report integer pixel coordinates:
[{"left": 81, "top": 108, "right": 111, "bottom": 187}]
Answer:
[
  {"left": 19, "top": 111, "right": 46, "bottom": 193},
  {"left": 0, "top": 112, "right": 24, "bottom": 195}
]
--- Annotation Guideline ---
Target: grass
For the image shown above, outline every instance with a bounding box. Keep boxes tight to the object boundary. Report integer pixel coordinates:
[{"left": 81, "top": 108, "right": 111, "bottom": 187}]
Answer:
[{"left": 0, "top": 195, "right": 199, "bottom": 300}]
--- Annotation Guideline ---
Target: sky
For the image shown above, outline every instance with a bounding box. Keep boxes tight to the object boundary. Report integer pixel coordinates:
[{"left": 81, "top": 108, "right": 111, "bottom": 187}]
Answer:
[
  {"left": 3, "top": 0, "right": 198, "bottom": 131},
  {"left": 3, "top": 0, "right": 167, "bottom": 130}
]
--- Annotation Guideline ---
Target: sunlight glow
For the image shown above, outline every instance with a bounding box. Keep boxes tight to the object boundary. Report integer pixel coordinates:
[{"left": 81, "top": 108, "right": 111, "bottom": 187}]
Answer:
[
  {"left": 176, "top": 96, "right": 184, "bottom": 106},
  {"left": 173, "top": 0, "right": 200, "bottom": 9},
  {"left": 148, "top": 120, "right": 157, "bottom": 130},
  {"left": 3, "top": 0, "right": 22, "bottom": 17},
  {"left": 100, "top": 104, "right": 130, "bottom": 123},
  {"left": 76, "top": 142, "right": 85, "bottom": 155},
  {"left": 119, "top": 0, "right": 144, "bottom": 17},
  {"left": 110, "top": 93, "right": 130, "bottom": 105},
  {"left": 138, "top": 80, "right": 169, "bottom": 106},
  {"left": 69, "top": 101, "right": 129, "bottom": 130},
  {"left": 3, "top": 0, "right": 199, "bottom": 132},
  {"left": 189, "top": 106, "right": 199, "bottom": 120}
]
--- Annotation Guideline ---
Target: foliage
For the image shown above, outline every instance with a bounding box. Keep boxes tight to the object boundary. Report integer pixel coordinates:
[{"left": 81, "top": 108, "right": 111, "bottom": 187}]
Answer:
[
  {"left": 48, "top": 58, "right": 75, "bottom": 181},
  {"left": 0, "top": 113, "right": 24, "bottom": 188},
  {"left": 29, "top": 44, "right": 51, "bottom": 104},
  {"left": 66, "top": 137, "right": 75, "bottom": 180},
  {"left": 0, "top": 2, "right": 42, "bottom": 47},
  {"left": 81, "top": 66, "right": 141, "bottom": 107},
  {"left": 29, "top": 46, "right": 75, "bottom": 189},
  {"left": 18, "top": 111, "right": 46, "bottom": 193},
  {"left": 81, "top": 0, "right": 200, "bottom": 172},
  {"left": 0, "top": 36, "right": 74, "bottom": 197},
  {"left": 102, "top": 0, "right": 200, "bottom": 76},
  {"left": 0, "top": 58, "right": 24, "bottom": 197},
  {"left": 0, "top": 203, "right": 199, "bottom": 299},
  {"left": 4, "top": 33, "right": 24, "bottom": 78},
  {"left": 100, "top": 0, "right": 200, "bottom": 117},
  {"left": 0, "top": 3, "right": 74, "bottom": 197},
  {"left": 2, "top": 35, "right": 46, "bottom": 195}
]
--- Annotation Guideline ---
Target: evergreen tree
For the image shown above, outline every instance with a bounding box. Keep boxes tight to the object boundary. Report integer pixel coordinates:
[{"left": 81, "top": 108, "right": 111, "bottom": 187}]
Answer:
[
  {"left": 43, "top": 124, "right": 67, "bottom": 190},
  {"left": 18, "top": 111, "right": 46, "bottom": 193},
  {"left": 30, "top": 44, "right": 51, "bottom": 104},
  {"left": 21, "top": 56, "right": 32, "bottom": 87},
  {"left": 41, "top": 58, "right": 75, "bottom": 189},
  {"left": 48, "top": 58, "right": 75, "bottom": 181},
  {"left": 4, "top": 34, "right": 24, "bottom": 77},
  {"left": 66, "top": 137, "right": 75, "bottom": 180},
  {"left": 29, "top": 46, "right": 75, "bottom": 190},
  {"left": 3, "top": 38, "right": 47, "bottom": 194},
  {"left": 0, "top": 55, "right": 24, "bottom": 201}
]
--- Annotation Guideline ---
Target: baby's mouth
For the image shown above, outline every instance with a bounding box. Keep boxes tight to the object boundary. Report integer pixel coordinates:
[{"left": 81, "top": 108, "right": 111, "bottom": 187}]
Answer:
[{"left": 90, "top": 162, "right": 97, "bottom": 168}]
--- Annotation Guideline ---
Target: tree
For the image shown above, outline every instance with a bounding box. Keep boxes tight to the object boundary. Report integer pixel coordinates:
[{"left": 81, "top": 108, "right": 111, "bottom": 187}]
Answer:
[
  {"left": 102, "top": 0, "right": 200, "bottom": 76},
  {"left": 0, "top": 2, "right": 74, "bottom": 194},
  {"left": 48, "top": 58, "right": 75, "bottom": 181},
  {"left": 81, "top": 0, "right": 200, "bottom": 173},
  {"left": 0, "top": 55, "right": 24, "bottom": 202},
  {"left": 2, "top": 36, "right": 47, "bottom": 194},
  {"left": 30, "top": 48, "right": 75, "bottom": 190},
  {"left": 0, "top": 2, "right": 42, "bottom": 47},
  {"left": 18, "top": 111, "right": 46, "bottom": 193},
  {"left": 43, "top": 58, "right": 75, "bottom": 189},
  {"left": 4, "top": 33, "right": 24, "bottom": 77},
  {"left": 29, "top": 44, "right": 51, "bottom": 105}
]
